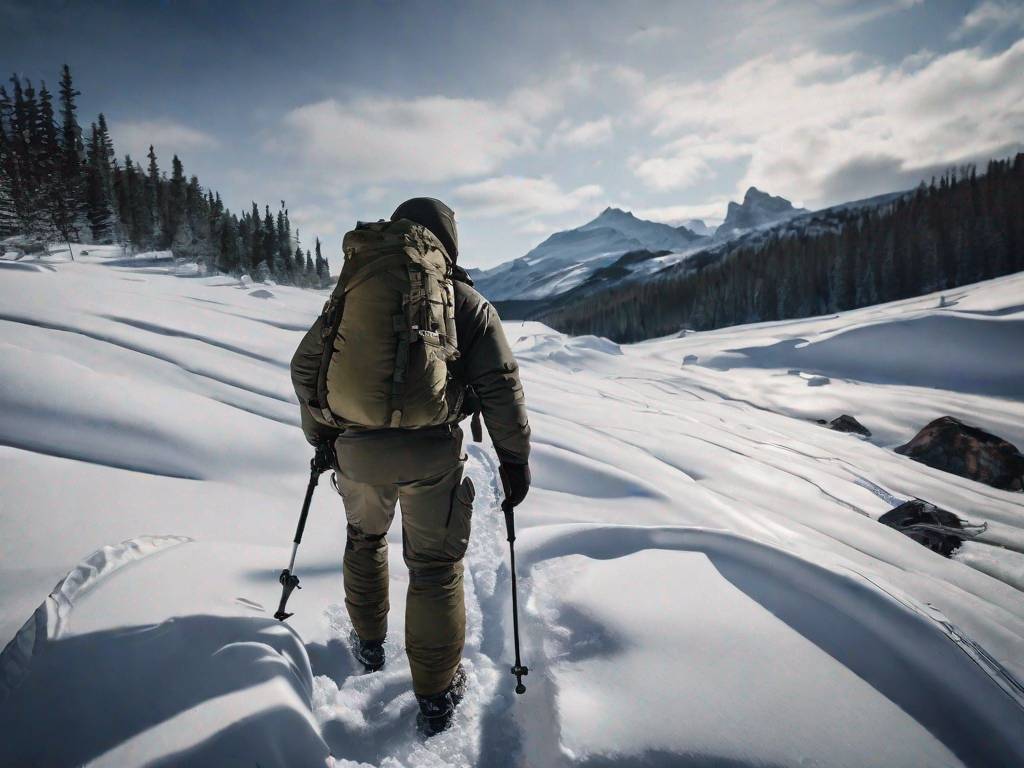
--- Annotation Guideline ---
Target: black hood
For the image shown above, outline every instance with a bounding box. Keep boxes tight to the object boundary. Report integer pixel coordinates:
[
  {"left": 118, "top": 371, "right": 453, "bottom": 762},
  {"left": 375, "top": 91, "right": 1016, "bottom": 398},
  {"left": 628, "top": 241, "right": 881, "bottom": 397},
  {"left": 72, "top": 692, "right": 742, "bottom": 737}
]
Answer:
[{"left": 391, "top": 197, "right": 459, "bottom": 262}]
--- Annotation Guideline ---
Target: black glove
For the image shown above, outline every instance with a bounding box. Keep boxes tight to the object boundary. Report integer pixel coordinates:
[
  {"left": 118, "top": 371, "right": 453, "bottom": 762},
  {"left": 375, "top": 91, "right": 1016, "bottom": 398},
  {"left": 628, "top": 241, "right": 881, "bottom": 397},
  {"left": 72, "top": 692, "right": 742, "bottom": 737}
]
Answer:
[
  {"left": 313, "top": 441, "right": 336, "bottom": 474},
  {"left": 499, "top": 462, "right": 531, "bottom": 508}
]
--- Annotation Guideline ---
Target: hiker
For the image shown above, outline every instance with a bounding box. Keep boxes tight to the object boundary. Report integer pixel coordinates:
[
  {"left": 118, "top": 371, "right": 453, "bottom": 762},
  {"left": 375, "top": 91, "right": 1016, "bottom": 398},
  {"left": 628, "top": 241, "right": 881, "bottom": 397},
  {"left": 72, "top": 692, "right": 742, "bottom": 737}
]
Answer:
[{"left": 289, "top": 198, "right": 531, "bottom": 735}]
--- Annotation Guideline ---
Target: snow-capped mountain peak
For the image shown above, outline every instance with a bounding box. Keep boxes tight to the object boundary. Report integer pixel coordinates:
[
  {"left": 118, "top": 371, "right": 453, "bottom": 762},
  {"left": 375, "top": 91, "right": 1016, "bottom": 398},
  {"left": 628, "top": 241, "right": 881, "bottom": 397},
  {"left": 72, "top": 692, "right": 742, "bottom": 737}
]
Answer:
[
  {"left": 716, "top": 186, "right": 807, "bottom": 238},
  {"left": 474, "top": 207, "right": 704, "bottom": 301}
]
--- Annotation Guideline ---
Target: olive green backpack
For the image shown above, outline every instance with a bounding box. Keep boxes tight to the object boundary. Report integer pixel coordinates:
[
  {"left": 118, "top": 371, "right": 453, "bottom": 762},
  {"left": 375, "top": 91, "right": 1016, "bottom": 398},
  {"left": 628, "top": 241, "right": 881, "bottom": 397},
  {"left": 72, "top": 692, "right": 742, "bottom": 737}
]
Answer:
[{"left": 291, "top": 218, "right": 461, "bottom": 430}]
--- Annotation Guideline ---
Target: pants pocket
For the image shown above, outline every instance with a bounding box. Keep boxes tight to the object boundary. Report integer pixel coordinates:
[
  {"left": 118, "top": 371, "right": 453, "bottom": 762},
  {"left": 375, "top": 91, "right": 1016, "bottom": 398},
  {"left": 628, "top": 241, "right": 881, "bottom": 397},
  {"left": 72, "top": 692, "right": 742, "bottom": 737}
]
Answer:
[{"left": 442, "top": 477, "right": 475, "bottom": 561}]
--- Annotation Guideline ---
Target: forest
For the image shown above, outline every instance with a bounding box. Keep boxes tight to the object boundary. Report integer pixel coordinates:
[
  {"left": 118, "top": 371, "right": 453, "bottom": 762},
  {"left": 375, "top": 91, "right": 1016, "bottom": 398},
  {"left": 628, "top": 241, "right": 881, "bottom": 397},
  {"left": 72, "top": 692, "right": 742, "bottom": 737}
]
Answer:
[
  {"left": 540, "top": 153, "right": 1024, "bottom": 342},
  {"left": 0, "top": 65, "right": 329, "bottom": 287}
]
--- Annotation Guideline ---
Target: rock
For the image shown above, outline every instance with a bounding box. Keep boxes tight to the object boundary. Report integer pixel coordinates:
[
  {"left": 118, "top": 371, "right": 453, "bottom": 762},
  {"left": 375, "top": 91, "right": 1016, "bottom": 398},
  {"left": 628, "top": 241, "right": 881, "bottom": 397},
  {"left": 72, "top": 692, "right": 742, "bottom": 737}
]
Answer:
[
  {"left": 896, "top": 416, "right": 1024, "bottom": 491},
  {"left": 828, "top": 415, "right": 871, "bottom": 437},
  {"left": 806, "top": 375, "right": 830, "bottom": 387},
  {"left": 878, "top": 499, "right": 964, "bottom": 557},
  {"left": 683, "top": 354, "right": 699, "bottom": 365}
]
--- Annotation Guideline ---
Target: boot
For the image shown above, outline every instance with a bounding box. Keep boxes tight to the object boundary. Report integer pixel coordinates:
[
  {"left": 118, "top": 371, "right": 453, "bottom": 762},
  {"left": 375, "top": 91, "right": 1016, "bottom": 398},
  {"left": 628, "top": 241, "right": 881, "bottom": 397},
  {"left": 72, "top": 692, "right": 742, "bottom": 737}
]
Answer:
[
  {"left": 416, "top": 664, "right": 467, "bottom": 736},
  {"left": 348, "top": 629, "right": 386, "bottom": 672}
]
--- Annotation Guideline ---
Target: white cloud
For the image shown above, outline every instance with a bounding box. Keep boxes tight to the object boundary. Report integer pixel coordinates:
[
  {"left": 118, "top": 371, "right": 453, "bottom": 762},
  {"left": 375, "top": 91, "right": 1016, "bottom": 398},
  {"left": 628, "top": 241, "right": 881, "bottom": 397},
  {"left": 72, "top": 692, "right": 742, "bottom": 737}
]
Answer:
[
  {"left": 550, "top": 117, "right": 614, "bottom": 149},
  {"left": 954, "top": 1, "right": 1024, "bottom": 39},
  {"left": 632, "top": 39, "right": 1024, "bottom": 205},
  {"left": 632, "top": 154, "right": 713, "bottom": 191},
  {"left": 634, "top": 200, "right": 730, "bottom": 226},
  {"left": 113, "top": 119, "right": 219, "bottom": 162},
  {"left": 277, "top": 95, "right": 539, "bottom": 184},
  {"left": 273, "top": 63, "right": 606, "bottom": 186},
  {"left": 453, "top": 175, "right": 603, "bottom": 224},
  {"left": 631, "top": 137, "right": 751, "bottom": 191}
]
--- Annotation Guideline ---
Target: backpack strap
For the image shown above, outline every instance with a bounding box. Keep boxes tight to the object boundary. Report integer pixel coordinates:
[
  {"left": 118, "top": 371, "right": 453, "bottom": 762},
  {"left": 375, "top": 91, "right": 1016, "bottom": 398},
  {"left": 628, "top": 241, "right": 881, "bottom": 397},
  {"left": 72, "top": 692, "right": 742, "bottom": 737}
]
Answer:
[{"left": 309, "top": 292, "right": 346, "bottom": 427}]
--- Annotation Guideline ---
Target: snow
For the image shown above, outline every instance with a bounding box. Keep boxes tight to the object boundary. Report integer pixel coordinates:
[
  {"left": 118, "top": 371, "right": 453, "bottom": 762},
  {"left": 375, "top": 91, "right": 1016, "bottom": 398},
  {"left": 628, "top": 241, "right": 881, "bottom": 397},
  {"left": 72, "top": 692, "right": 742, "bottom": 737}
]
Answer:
[
  {"left": 1, "top": 244, "right": 1023, "bottom": 766},
  {"left": 474, "top": 208, "right": 703, "bottom": 301}
]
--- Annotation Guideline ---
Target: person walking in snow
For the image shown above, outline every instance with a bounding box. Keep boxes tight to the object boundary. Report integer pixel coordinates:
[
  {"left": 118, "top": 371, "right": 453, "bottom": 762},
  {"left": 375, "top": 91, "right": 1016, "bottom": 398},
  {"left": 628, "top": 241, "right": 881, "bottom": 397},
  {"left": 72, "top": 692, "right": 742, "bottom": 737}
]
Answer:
[{"left": 290, "top": 198, "right": 531, "bottom": 735}]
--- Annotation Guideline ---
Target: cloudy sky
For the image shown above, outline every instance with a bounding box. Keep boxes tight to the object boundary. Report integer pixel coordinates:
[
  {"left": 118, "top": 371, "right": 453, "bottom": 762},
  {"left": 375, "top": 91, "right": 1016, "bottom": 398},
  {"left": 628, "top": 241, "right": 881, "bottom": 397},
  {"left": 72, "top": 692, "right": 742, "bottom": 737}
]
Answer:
[{"left": 3, "top": 0, "right": 1023, "bottom": 269}]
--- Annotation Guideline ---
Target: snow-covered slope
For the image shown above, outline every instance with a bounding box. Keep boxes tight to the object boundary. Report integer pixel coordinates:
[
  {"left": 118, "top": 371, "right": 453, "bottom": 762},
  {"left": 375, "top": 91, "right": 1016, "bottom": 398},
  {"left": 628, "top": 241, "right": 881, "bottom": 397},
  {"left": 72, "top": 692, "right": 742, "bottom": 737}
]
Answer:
[
  {"left": 2, "top": 246, "right": 1023, "bottom": 767},
  {"left": 474, "top": 207, "right": 703, "bottom": 301}
]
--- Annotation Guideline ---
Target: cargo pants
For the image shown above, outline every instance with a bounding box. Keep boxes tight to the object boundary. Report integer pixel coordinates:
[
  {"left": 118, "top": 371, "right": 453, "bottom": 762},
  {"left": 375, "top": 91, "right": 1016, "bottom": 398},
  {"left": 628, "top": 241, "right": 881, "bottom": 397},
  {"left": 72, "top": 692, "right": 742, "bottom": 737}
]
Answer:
[{"left": 332, "top": 425, "right": 475, "bottom": 696}]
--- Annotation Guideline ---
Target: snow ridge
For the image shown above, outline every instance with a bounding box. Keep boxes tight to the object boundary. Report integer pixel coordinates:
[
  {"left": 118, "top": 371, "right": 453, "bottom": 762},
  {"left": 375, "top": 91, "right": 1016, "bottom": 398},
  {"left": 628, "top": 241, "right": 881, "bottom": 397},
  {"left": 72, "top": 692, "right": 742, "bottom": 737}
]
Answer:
[{"left": 0, "top": 534, "right": 192, "bottom": 701}]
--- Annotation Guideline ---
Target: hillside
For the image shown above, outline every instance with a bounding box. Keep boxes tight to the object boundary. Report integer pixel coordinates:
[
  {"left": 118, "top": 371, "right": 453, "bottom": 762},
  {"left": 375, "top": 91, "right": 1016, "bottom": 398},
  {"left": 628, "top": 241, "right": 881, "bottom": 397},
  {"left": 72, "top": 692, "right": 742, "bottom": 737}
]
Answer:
[{"left": 2, "top": 246, "right": 1023, "bottom": 766}]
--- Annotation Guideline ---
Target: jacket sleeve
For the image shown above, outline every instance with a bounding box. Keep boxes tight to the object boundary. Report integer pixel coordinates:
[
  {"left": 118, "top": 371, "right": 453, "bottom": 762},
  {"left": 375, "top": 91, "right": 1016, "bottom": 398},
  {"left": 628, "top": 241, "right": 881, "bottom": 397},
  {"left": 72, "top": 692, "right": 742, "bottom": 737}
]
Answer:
[
  {"left": 457, "top": 291, "right": 531, "bottom": 465},
  {"left": 291, "top": 317, "right": 341, "bottom": 446}
]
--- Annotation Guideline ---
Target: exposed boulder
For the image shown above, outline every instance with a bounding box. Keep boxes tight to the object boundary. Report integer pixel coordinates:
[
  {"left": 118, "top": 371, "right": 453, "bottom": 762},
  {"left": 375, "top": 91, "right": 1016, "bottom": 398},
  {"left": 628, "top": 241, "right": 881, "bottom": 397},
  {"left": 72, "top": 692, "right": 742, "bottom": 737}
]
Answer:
[
  {"left": 828, "top": 415, "right": 871, "bottom": 437},
  {"left": 896, "top": 416, "right": 1024, "bottom": 491},
  {"left": 878, "top": 499, "right": 967, "bottom": 557}
]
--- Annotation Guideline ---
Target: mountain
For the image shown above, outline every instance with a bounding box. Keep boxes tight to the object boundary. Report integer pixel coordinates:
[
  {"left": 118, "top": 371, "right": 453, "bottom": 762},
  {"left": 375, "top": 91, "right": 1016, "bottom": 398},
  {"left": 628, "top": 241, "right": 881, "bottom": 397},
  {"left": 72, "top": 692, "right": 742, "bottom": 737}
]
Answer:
[
  {"left": 474, "top": 190, "right": 805, "bottom": 306},
  {"left": 715, "top": 187, "right": 807, "bottom": 239},
  {"left": 473, "top": 207, "right": 705, "bottom": 301},
  {"left": 537, "top": 155, "right": 1024, "bottom": 342},
  {"left": 684, "top": 219, "right": 716, "bottom": 237}
]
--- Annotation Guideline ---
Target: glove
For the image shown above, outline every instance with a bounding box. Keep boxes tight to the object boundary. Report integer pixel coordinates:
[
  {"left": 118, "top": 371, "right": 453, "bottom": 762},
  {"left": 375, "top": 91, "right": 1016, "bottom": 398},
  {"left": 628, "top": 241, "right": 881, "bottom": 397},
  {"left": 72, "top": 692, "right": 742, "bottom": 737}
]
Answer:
[
  {"left": 499, "top": 462, "right": 531, "bottom": 508},
  {"left": 313, "top": 441, "right": 336, "bottom": 474}
]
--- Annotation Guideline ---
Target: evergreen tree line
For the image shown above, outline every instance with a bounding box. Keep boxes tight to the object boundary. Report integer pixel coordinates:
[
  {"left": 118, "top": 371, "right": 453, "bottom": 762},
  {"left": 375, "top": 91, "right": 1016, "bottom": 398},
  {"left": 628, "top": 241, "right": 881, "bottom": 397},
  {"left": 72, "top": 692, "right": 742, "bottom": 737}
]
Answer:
[
  {"left": 540, "top": 153, "right": 1024, "bottom": 342},
  {"left": 0, "top": 65, "right": 330, "bottom": 287}
]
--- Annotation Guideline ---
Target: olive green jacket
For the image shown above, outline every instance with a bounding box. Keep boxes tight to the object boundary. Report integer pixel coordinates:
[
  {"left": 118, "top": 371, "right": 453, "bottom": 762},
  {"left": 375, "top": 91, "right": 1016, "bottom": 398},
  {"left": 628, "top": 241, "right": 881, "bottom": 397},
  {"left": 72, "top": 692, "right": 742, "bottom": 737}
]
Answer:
[{"left": 294, "top": 267, "right": 531, "bottom": 465}]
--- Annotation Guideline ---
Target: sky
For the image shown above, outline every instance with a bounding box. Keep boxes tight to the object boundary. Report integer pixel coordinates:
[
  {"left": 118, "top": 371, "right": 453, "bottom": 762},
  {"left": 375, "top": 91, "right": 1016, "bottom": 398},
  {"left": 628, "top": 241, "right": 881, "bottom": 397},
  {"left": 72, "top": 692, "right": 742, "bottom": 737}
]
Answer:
[{"left": 2, "top": 0, "right": 1023, "bottom": 270}]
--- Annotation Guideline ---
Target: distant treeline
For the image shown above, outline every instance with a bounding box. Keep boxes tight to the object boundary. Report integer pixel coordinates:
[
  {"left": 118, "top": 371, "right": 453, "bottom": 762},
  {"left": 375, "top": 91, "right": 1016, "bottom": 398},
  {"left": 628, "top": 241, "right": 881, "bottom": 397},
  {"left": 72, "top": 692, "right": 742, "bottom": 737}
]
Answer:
[
  {"left": 540, "top": 153, "right": 1024, "bottom": 342},
  {"left": 0, "top": 65, "right": 329, "bottom": 286}
]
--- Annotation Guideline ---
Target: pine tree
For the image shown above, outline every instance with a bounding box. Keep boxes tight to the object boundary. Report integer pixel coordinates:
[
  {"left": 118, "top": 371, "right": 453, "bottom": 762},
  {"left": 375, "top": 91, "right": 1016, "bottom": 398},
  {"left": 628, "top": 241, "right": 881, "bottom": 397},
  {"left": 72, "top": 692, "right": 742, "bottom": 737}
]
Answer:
[
  {"left": 84, "top": 122, "right": 115, "bottom": 241},
  {"left": 57, "top": 64, "right": 86, "bottom": 240},
  {"left": 262, "top": 204, "right": 276, "bottom": 277},
  {"left": 314, "top": 236, "right": 329, "bottom": 287},
  {"left": 249, "top": 201, "right": 262, "bottom": 270},
  {"left": 0, "top": 86, "right": 20, "bottom": 237},
  {"left": 166, "top": 154, "right": 187, "bottom": 251},
  {"left": 304, "top": 249, "right": 315, "bottom": 285}
]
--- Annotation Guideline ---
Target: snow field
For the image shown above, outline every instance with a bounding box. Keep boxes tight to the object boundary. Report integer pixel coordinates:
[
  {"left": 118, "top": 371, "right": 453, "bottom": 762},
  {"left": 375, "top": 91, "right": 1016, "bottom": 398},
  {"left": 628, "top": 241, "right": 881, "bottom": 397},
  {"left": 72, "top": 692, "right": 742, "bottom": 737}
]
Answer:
[{"left": 1, "top": 246, "right": 1023, "bottom": 766}]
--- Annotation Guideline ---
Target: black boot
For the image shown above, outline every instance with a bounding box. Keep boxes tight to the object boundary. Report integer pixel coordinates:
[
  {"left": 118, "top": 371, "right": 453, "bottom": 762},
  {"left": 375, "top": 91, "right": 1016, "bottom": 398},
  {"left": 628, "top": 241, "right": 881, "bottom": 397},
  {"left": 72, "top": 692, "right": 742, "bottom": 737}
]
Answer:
[
  {"left": 415, "top": 665, "right": 467, "bottom": 736},
  {"left": 348, "top": 629, "right": 386, "bottom": 672}
]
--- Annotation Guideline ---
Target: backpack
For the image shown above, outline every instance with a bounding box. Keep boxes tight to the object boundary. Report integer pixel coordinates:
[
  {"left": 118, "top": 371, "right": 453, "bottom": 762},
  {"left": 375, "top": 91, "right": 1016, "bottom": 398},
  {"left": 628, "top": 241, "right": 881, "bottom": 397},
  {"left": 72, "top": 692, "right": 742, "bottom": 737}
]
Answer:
[{"left": 291, "top": 218, "right": 462, "bottom": 430}]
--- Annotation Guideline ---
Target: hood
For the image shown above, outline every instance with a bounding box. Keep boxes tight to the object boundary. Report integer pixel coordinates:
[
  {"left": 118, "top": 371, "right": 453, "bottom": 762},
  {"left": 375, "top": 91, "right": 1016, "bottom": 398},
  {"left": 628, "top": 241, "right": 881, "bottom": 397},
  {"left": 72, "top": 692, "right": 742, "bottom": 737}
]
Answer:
[{"left": 391, "top": 197, "right": 459, "bottom": 262}]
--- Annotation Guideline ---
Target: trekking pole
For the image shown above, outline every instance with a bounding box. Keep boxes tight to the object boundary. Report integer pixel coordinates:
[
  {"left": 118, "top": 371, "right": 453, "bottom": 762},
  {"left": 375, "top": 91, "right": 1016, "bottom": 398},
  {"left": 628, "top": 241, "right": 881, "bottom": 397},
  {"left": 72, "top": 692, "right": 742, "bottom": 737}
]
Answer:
[
  {"left": 502, "top": 498, "right": 529, "bottom": 694},
  {"left": 275, "top": 443, "right": 333, "bottom": 621}
]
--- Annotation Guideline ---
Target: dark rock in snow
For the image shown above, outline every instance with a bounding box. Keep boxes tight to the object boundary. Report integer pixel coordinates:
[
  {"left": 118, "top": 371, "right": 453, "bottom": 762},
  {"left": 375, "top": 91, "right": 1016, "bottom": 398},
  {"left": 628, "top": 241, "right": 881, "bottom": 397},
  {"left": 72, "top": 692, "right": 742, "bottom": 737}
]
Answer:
[
  {"left": 896, "top": 416, "right": 1024, "bottom": 491},
  {"left": 828, "top": 415, "right": 871, "bottom": 437},
  {"left": 879, "top": 499, "right": 965, "bottom": 556}
]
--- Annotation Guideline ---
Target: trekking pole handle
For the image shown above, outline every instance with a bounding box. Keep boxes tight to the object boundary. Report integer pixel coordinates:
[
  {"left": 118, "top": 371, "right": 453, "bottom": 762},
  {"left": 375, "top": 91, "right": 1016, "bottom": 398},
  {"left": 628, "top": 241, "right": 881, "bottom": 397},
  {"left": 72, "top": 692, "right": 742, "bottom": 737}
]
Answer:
[{"left": 502, "top": 500, "right": 516, "bottom": 543}]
